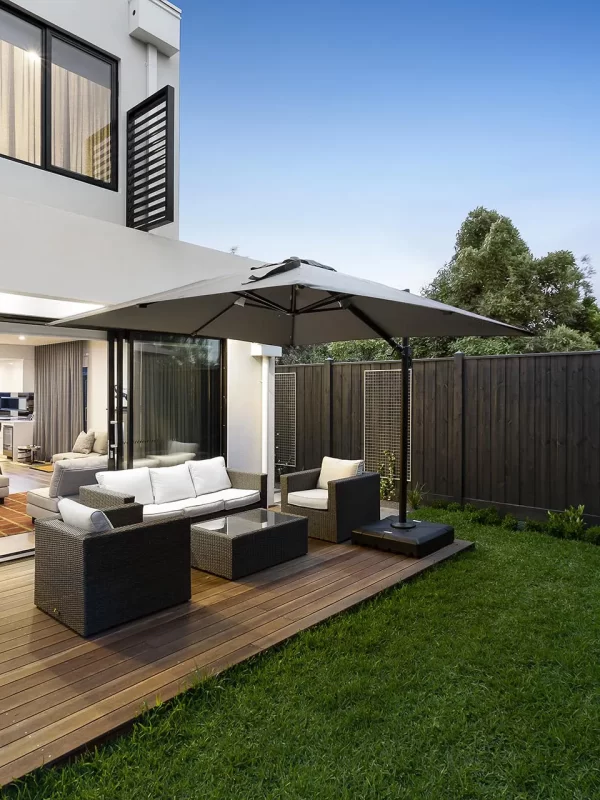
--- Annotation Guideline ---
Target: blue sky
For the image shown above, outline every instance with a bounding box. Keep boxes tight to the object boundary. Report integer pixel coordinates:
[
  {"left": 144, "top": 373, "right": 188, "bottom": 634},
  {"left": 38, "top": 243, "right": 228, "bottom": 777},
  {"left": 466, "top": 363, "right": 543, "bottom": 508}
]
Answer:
[{"left": 177, "top": 0, "right": 600, "bottom": 296}]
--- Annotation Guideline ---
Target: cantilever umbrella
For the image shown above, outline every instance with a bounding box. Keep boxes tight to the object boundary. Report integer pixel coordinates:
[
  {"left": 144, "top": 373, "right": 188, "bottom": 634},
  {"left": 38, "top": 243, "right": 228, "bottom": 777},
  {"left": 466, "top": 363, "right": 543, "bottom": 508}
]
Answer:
[{"left": 54, "top": 257, "right": 525, "bottom": 531}]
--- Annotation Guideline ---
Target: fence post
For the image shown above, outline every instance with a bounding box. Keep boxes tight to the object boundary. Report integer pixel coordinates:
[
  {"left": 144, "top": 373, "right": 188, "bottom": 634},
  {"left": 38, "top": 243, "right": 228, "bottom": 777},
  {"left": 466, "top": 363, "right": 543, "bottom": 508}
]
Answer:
[
  {"left": 453, "top": 352, "right": 465, "bottom": 505},
  {"left": 326, "top": 358, "right": 334, "bottom": 457}
]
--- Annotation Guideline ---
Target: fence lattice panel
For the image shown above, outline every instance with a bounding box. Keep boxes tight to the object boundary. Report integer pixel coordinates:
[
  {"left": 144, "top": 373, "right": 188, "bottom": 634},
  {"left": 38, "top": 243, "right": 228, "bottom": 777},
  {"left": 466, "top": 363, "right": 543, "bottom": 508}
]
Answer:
[
  {"left": 363, "top": 368, "right": 411, "bottom": 481},
  {"left": 274, "top": 373, "right": 296, "bottom": 468}
]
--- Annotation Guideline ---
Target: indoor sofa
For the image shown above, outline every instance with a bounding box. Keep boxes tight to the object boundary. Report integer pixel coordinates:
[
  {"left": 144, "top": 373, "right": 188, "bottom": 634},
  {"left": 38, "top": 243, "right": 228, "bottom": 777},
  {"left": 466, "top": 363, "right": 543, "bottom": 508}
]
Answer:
[
  {"left": 80, "top": 457, "right": 267, "bottom": 523},
  {"left": 27, "top": 456, "right": 111, "bottom": 521}
]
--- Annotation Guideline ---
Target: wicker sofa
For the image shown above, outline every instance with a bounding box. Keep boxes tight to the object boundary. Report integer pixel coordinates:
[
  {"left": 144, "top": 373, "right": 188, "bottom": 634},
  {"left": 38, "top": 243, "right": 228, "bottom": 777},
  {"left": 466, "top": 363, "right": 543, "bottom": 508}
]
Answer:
[
  {"left": 281, "top": 461, "right": 380, "bottom": 543},
  {"left": 79, "top": 457, "right": 267, "bottom": 524},
  {"left": 34, "top": 503, "right": 191, "bottom": 637}
]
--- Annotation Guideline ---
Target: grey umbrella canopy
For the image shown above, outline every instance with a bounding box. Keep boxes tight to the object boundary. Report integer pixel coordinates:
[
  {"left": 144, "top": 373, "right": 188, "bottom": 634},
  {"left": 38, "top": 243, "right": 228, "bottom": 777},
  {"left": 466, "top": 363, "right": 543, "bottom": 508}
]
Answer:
[
  {"left": 53, "top": 257, "right": 525, "bottom": 343},
  {"left": 54, "top": 257, "right": 526, "bottom": 530}
]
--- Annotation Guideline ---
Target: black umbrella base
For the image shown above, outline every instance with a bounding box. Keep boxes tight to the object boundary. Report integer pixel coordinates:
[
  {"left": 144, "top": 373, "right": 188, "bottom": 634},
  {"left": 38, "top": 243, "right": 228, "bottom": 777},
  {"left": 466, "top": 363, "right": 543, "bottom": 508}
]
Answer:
[{"left": 352, "top": 517, "right": 454, "bottom": 559}]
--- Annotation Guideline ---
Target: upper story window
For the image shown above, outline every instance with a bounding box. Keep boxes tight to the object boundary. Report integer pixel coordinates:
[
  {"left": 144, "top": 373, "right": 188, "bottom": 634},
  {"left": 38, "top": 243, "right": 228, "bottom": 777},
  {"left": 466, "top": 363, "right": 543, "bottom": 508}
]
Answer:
[{"left": 0, "top": 3, "right": 117, "bottom": 190}]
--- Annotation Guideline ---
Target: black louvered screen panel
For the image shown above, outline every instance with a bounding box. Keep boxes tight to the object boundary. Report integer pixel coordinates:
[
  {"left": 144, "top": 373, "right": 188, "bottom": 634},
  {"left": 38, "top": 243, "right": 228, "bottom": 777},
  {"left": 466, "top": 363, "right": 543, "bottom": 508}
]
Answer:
[{"left": 127, "top": 85, "right": 175, "bottom": 231}]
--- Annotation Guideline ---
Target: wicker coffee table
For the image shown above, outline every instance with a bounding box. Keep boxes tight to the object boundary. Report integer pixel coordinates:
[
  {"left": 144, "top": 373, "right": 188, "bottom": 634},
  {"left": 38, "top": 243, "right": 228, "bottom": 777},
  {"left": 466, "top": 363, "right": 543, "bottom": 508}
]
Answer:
[{"left": 190, "top": 508, "right": 308, "bottom": 580}]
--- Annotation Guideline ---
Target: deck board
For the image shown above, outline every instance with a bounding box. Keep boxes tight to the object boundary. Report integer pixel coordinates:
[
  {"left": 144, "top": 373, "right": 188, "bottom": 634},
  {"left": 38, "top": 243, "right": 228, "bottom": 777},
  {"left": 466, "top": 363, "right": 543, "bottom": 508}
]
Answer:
[{"left": 0, "top": 538, "right": 472, "bottom": 787}]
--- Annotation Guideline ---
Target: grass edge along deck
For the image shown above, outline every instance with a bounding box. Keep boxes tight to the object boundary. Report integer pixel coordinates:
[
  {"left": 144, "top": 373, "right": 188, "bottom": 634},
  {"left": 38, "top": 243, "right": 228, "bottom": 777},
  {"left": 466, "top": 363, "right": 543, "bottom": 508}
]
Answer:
[{"left": 0, "top": 538, "right": 473, "bottom": 788}]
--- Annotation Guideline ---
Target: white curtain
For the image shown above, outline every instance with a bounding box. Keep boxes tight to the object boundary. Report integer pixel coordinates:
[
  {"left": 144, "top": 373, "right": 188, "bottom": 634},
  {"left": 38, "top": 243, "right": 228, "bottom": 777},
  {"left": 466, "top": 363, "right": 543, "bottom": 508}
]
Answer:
[
  {"left": 0, "top": 41, "right": 41, "bottom": 165},
  {"left": 51, "top": 64, "right": 111, "bottom": 183}
]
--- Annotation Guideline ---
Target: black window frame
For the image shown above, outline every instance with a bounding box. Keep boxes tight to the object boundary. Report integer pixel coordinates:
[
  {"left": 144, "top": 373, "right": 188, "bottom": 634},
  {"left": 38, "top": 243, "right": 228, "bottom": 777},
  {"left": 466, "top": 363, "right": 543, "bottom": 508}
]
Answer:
[{"left": 0, "top": 0, "right": 119, "bottom": 191}]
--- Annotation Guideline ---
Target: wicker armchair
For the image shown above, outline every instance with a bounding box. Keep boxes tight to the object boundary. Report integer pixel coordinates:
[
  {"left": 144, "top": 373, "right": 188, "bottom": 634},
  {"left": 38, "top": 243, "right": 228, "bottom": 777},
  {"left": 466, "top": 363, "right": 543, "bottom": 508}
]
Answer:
[
  {"left": 34, "top": 503, "right": 191, "bottom": 637},
  {"left": 281, "top": 469, "right": 380, "bottom": 543}
]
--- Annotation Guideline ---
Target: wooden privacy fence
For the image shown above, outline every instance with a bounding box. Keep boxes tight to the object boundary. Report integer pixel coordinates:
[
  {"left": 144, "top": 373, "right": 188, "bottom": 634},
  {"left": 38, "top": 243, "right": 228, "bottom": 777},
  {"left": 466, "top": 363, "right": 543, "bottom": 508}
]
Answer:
[{"left": 275, "top": 351, "right": 600, "bottom": 522}]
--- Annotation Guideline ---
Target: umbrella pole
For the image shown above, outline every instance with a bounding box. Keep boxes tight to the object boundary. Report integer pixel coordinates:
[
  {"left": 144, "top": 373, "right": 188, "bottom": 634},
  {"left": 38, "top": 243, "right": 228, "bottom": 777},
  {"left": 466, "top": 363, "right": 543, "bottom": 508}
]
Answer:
[
  {"left": 390, "top": 337, "right": 416, "bottom": 530},
  {"left": 345, "top": 304, "right": 418, "bottom": 530}
]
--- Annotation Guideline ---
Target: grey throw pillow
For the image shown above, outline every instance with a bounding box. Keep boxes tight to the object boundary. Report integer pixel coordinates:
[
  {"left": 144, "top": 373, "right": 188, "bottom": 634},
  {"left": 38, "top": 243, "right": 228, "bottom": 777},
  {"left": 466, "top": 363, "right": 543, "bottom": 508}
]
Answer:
[{"left": 72, "top": 430, "right": 95, "bottom": 455}]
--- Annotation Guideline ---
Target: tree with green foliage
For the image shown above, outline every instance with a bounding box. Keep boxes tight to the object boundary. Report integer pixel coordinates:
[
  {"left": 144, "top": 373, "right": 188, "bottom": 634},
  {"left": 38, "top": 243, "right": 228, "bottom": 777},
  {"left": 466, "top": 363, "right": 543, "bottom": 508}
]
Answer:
[
  {"left": 279, "top": 207, "right": 600, "bottom": 364},
  {"left": 417, "top": 207, "right": 600, "bottom": 357}
]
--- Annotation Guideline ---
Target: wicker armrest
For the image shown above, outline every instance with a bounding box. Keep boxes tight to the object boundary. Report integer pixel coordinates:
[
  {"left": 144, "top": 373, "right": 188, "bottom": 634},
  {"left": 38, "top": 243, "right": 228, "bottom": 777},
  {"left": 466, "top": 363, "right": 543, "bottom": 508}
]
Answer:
[
  {"left": 79, "top": 484, "right": 134, "bottom": 510},
  {"left": 228, "top": 470, "right": 268, "bottom": 507},
  {"left": 281, "top": 468, "right": 320, "bottom": 499},
  {"left": 103, "top": 503, "right": 144, "bottom": 528},
  {"left": 329, "top": 472, "right": 381, "bottom": 529}
]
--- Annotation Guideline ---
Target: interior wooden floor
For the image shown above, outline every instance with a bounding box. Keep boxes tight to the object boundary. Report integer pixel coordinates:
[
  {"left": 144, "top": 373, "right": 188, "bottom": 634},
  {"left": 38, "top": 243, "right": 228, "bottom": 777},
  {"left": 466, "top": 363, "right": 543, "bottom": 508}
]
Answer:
[
  {"left": 0, "top": 458, "right": 51, "bottom": 494},
  {"left": 0, "top": 459, "right": 49, "bottom": 561},
  {"left": 0, "top": 536, "right": 473, "bottom": 788}
]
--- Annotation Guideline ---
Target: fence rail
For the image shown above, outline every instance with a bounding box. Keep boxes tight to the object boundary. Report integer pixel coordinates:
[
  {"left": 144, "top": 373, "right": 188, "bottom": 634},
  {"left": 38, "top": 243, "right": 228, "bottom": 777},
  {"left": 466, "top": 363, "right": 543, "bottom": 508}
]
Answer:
[{"left": 276, "top": 350, "right": 600, "bottom": 522}]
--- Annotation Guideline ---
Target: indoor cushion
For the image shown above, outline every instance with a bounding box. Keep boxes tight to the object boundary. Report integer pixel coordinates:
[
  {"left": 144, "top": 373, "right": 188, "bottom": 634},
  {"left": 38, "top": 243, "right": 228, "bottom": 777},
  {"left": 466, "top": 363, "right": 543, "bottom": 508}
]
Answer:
[
  {"left": 26, "top": 487, "right": 60, "bottom": 513},
  {"left": 149, "top": 464, "right": 196, "bottom": 505},
  {"left": 49, "top": 455, "right": 110, "bottom": 499},
  {"left": 287, "top": 489, "right": 329, "bottom": 511},
  {"left": 0, "top": 475, "right": 8, "bottom": 489},
  {"left": 152, "top": 452, "right": 196, "bottom": 468},
  {"left": 72, "top": 430, "right": 95, "bottom": 455},
  {"left": 57, "top": 498, "right": 113, "bottom": 533},
  {"left": 181, "top": 496, "right": 225, "bottom": 518},
  {"left": 168, "top": 440, "right": 198, "bottom": 455},
  {"left": 317, "top": 457, "right": 364, "bottom": 489},
  {"left": 92, "top": 432, "right": 109, "bottom": 455},
  {"left": 96, "top": 467, "right": 154, "bottom": 506},
  {"left": 187, "top": 457, "right": 231, "bottom": 496}
]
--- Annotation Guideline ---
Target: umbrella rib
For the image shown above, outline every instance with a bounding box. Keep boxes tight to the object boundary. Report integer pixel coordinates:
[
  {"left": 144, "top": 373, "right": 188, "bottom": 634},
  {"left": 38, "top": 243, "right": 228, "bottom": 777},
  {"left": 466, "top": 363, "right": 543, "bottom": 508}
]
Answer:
[
  {"left": 346, "top": 303, "right": 402, "bottom": 354},
  {"left": 238, "top": 291, "right": 290, "bottom": 314},
  {"left": 296, "top": 293, "right": 350, "bottom": 314},
  {"left": 190, "top": 300, "right": 237, "bottom": 336}
]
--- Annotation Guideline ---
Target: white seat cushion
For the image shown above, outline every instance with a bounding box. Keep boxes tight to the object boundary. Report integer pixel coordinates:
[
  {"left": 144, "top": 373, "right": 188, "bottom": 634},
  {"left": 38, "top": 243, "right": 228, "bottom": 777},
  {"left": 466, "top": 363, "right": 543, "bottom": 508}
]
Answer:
[
  {"left": 317, "top": 457, "right": 364, "bottom": 489},
  {"left": 27, "top": 487, "right": 60, "bottom": 513},
  {"left": 214, "top": 488, "right": 261, "bottom": 511},
  {"left": 143, "top": 499, "right": 190, "bottom": 519},
  {"left": 96, "top": 467, "right": 155, "bottom": 506},
  {"left": 187, "top": 457, "right": 232, "bottom": 496},
  {"left": 52, "top": 451, "right": 90, "bottom": 463},
  {"left": 149, "top": 464, "right": 196, "bottom": 504},
  {"left": 287, "top": 489, "right": 329, "bottom": 511},
  {"left": 181, "top": 496, "right": 225, "bottom": 518}
]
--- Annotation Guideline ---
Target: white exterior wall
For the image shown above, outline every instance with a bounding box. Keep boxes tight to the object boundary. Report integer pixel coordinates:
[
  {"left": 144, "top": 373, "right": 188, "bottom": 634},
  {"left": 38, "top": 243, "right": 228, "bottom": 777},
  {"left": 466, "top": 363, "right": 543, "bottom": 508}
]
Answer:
[
  {"left": 227, "top": 341, "right": 280, "bottom": 504},
  {"left": 227, "top": 341, "right": 263, "bottom": 475},
  {"left": 0, "top": 0, "right": 180, "bottom": 238},
  {"left": 85, "top": 340, "right": 109, "bottom": 433}
]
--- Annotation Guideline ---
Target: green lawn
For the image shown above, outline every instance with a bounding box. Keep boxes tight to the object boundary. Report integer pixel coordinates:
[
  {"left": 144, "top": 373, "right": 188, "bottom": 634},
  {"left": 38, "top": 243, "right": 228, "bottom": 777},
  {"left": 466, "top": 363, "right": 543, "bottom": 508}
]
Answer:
[{"left": 4, "top": 509, "right": 600, "bottom": 800}]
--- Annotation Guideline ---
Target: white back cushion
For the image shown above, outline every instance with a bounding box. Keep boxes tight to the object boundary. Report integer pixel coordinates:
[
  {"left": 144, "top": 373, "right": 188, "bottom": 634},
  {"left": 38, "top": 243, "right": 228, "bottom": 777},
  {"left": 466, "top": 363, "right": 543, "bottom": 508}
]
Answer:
[
  {"left": 187, "top": 457, "right": 232, "bottom": 496},
  {"left": 317, "top": 457, "right": 364, "bottom": 489},
  {"left": 150, "top": 464, "right": 196, "bottom": 505},
  {"left": 58, "top": 498, "right": 113, "bottom": 533},
  {"left": 96, "top": 467, "right": 154, "bottom": 506}
]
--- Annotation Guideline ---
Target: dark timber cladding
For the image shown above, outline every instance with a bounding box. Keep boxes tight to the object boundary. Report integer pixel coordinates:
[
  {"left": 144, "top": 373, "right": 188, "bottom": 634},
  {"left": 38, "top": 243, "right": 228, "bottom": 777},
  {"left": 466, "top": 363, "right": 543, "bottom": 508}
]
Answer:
[
  {"left": 126, "top": 85, "right": 175, "bottom": 231},
  {"left": 0, "top": 538, "right": 471, "bottom": 787},
  {"left": 276, "top": 351, "right": 600, "bottom": 522}
]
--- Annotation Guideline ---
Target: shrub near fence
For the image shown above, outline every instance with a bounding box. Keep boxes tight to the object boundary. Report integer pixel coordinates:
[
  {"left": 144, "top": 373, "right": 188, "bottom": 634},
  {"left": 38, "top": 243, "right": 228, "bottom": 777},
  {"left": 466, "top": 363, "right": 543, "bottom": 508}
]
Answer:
[{"left": 276, "top": 350, "right": 600, "bottom": 523}]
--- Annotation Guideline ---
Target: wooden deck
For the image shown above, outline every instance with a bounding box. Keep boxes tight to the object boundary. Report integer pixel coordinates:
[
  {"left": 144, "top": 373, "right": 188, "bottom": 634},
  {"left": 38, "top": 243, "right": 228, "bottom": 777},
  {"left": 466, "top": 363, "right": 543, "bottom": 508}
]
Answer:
[{"left": 0, "top": 537, "right": 472, "bottom": 788}]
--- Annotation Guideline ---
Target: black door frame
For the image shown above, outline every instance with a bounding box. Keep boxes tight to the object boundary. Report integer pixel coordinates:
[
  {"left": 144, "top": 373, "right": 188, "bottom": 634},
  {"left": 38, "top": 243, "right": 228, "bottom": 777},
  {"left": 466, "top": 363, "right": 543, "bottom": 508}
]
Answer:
[{"left": 107, "top": 330, "right": 227, "bottom": 470}]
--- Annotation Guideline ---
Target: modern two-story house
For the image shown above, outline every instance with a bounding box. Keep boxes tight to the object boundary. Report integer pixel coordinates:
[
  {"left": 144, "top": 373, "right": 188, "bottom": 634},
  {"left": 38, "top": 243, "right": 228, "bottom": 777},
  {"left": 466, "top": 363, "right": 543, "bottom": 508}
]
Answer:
[{"left": 0, "top": 0, "right": 278, "bottom": 554}]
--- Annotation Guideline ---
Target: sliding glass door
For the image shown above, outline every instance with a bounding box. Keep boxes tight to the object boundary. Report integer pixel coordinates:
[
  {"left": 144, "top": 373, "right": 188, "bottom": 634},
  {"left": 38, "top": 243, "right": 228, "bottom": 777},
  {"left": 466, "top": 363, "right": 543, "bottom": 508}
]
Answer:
[{"left": 108, "top": 332, "right": 225, "bottom": 470}]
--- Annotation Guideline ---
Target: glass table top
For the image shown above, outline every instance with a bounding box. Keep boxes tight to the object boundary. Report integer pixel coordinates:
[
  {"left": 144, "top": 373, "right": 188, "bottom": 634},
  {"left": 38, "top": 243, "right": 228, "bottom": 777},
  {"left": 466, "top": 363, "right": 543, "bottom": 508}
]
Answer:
[{"left": 194, "top": 508, "right": 294, "bottom": 537}]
